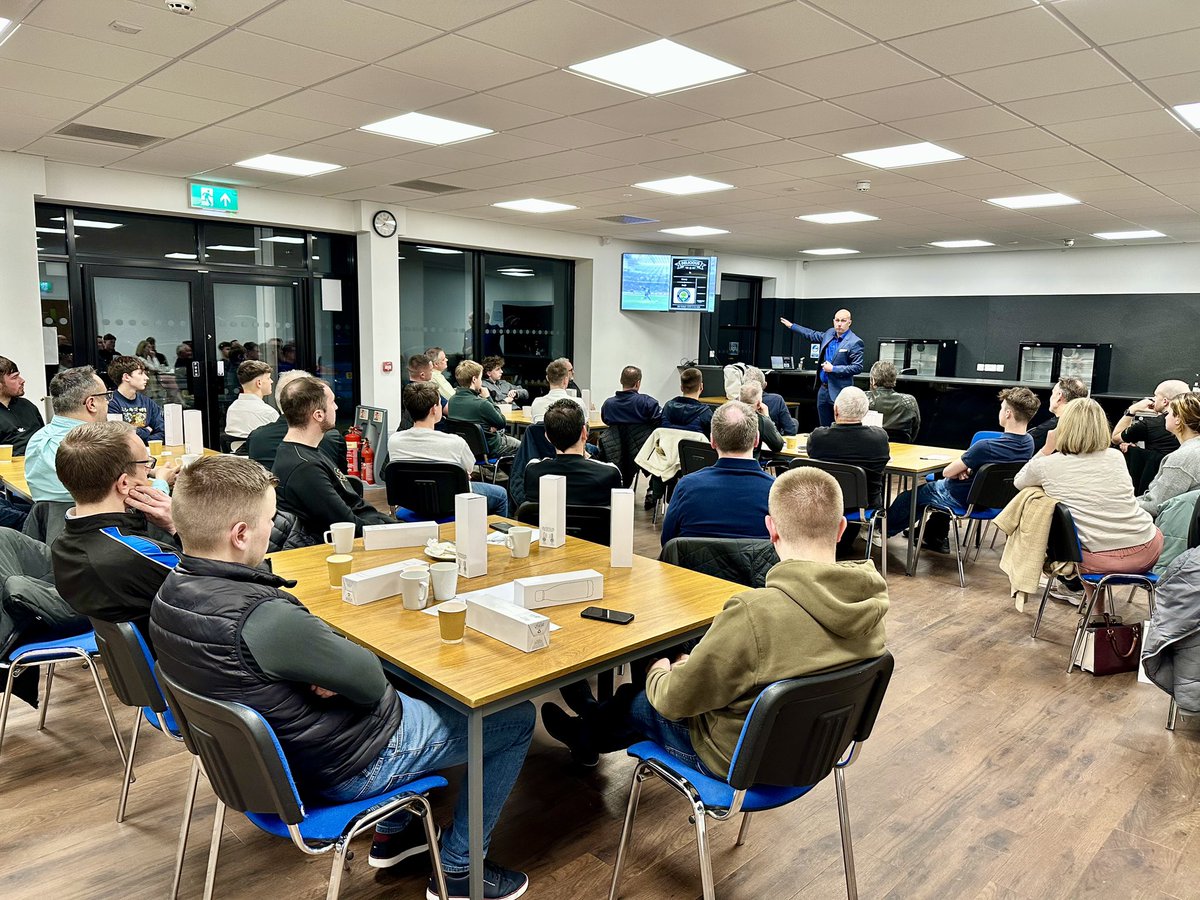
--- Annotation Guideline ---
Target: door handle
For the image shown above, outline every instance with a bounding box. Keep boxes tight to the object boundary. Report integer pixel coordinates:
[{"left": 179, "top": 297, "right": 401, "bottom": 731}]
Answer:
[{"left": 192, "top": 362, "right": 201, "bottom": 378}]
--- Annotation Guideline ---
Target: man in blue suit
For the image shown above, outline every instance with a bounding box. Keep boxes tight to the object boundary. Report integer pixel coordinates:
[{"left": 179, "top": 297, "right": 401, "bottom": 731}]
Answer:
[{"left": 779, "top": 309, "right": 864, "bottom": 427}]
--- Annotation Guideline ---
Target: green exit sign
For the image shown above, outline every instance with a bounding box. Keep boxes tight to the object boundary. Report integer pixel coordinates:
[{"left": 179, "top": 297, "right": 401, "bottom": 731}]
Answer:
[
  {"left": 189, "top": 182, "right": 239, "bottom": 213},
  {"left": 39, "top": 280, "right": 53, "bottom": 293}
]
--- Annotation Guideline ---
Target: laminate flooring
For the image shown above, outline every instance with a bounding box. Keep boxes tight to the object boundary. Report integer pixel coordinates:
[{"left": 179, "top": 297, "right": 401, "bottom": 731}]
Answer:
[{"left": 1, "top": 492, "right": 1196, "bottom": 899}]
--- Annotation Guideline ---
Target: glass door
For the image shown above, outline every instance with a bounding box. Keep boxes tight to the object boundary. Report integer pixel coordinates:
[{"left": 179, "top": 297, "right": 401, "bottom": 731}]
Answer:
[
  {"left": 1019, "top": 344, "right": 1055, "bottom": 384},
  {"left": 909, "top": 341, "right": 939, "bottom": 376},
  {"left": 878, "top": 341, "right": 907, "bottom": 368},
  {"left": 1058, "top": 345, "right": 1096, "bottom": 387}
]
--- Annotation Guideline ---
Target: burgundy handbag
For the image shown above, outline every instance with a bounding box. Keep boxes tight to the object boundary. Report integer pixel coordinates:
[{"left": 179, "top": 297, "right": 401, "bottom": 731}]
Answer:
[{"left": 1079, "top": 615, "right": 1142, "bottom": 676}]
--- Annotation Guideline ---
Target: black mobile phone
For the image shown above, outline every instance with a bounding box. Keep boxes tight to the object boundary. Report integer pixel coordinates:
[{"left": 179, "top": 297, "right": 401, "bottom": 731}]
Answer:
[
  {"left": 489, "top": 522, "right": 512, "bottom": 533},
  {"left": 581, "top": 606, "right": 635, "bottom": 625}
]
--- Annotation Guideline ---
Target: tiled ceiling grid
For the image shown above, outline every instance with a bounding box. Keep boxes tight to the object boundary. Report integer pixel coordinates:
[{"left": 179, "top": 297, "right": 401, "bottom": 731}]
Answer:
[{"left": 2, "top": 0, "right": 1199, "bottom": 259}]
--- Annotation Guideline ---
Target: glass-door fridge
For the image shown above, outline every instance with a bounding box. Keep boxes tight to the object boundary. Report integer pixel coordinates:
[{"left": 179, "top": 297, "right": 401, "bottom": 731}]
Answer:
[
  {"left": 1017, "top": 342, "right": 1112, "bottom": 391},
  {"left": 876, "top": 339, "right": 958, "bottom": 376}
]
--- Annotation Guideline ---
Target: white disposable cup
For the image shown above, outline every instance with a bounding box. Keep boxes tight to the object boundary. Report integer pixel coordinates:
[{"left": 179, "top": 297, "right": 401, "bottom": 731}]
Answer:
[
  {"left": 323, "top": 521, "right": 355, "bottom": 554},
  {"left": 181, "top": 453, "right": 201, "bottom": 468},
  {"left": 400, "top": 570, "right": 430, "bottom": 610},
  {"left": 430, "top": 561, "right": 458, "bottom": 601},
  {"left": 498, "top": 403, "right": 513, "bottom": 414},
  {"left": 505, "top": 526, "right": 533, "bottom": 559}
]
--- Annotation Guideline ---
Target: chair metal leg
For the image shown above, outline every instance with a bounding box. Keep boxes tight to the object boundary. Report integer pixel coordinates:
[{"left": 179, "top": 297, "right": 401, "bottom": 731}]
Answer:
[
  {"left": 735, "top": 811, "right": 753, "bottom": 847},
  {"left": 202, "top": 799, "right": 227, "bottom": 900},
  {"left": 37, "top": 662, "right": 55, "bottom": 731},
  {"left": 834, "top": 767, "right": 859, "bottom": 900},
  {"left": 1168, "top": 698, "right": 1179, "bottom": 731},
  {"left": 1031, "top": 578, "right": 1054, "bottom": 638},
  {"left": 950, "top": 517, "right": 966, "bottom": 588},
  {"left": 84, "top": 655, "right": 128, "bottom": 767},
  {"left": 171, "top": 757, "right": 202, "bottom": 900},
  {"left": 0, "top": 663, "right": 17, "bottom": 756},
  {"left": 326, "top": 837, "right": 350, "bottom": 900},
  {"left": 913, "top": 509, "right": 929, "bottom": 571},
  {"left": 116, "top": 709, "right": 144, "bottom": 823},
  {"left": 608, "top": 765, "right": 648, "bottom": 900},
  {"left": 1068, "top": 583, "right": 1103, "bottom": 673},
  {"left": 692, "top": 800, "right": 716, "bottom": 900},
  {"left": 417, "top": 797, "right": 449, "bottom": 900}
]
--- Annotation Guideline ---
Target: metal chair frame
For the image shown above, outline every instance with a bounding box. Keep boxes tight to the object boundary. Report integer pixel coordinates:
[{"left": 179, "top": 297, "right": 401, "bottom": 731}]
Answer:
[
  {"left": 382, "top": 458, "right": 470, "bottom": 521},
  {"left": 443, "top": 417, "right": 513, "bottom": 483}
]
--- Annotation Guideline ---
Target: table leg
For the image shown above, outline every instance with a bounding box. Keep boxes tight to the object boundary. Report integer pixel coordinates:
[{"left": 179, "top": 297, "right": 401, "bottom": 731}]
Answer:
[
  {"left": 468, "top": 709, "right": 484, "bottom": 900},
  {"left": 905, "top": 478, "right": 919, "bottom": 577}
]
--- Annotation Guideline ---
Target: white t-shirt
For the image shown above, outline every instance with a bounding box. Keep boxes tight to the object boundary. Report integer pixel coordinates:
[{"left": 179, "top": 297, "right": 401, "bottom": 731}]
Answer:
[
  {"left": 1014, "top": 448, "right": 1157, "bottom": 551},
  {"left": 224, "top": 393, "right": 280, "bottom": 448},
  {"left": 388, "top": 426, "right": 475, "bottom": 474},
  {"left": 530, "top": 388, "right": 589, "bottom": 424}
]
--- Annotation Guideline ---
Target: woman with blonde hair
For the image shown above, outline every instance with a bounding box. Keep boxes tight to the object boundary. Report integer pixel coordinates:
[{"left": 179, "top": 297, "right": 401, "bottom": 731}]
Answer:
[{"left": 1137, "top": 392, "right": 1200, "bottom": 517}]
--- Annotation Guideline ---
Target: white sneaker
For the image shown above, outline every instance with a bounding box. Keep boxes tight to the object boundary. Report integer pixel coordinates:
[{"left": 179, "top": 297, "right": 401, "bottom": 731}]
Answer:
[
  {"left": 1048, "top": 579, "right": 1085, "bottom": 606},
  {"left": 871, "top": 531, "right": 884, "bottom": 548}
]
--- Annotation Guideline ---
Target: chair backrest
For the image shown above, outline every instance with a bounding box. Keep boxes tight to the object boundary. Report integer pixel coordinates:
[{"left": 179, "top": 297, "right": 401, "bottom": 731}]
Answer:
[
  {"left": 964, "top": 461, "right": 1023, "bottom": 510},
  {"left": 727, "top": 652, "right": 894, "bottom": 791},
  {"left": 679, "top": 441, "right": 719, "bottom": 476},
  {"left": 442, "top": 418, "right": 489, "bottom": 462},
  {"left": 507, "top": 424, "right": 555, "bottom": 509},
  {"left": 659, "top": 537, "right": 779, "bottom": 588},
  {"left": 515, "top": 502, "right": 612, "bottom": 546},
  {"left": 91, "top": 618, "right": 167, "bottom": 713},
  {"left": 383, "top": 460, "right": 470, "bottom": 519},
  {"left": 597, "top": 423, "right": 656, "bottom": 487},
  {"left": 787, "top": 458, "right": 871, "bottom": 511},
  {"left": 268, "top": 508, "right": 314, "bottom": 552},
  {"left": 1189, "top": 492, "right": 1200, "bottom": 551},
  {"left": 156, "top": 664, "right": 306, "bottom": 825},
  {"left": 970, "top": 430, "right": 1003, "bottom": 446},
  {"left": 1045, "top": 503, "right": 1084, "bottom": 564}
]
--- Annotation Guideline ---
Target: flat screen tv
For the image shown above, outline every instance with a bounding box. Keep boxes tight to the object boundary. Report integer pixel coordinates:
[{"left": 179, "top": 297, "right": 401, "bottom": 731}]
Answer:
[{"left": 621, "top": 253, "right": 718, "bottom": 312}]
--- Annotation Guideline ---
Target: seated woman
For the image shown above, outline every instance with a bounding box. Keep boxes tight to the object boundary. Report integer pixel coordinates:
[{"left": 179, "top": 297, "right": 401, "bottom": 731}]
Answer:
[
  {"left": 1015, "top": 397, "right": 1162, "bottom": 608},
  {"left": 1137, "top": 393, "right": 1200, "bottom": 519}
]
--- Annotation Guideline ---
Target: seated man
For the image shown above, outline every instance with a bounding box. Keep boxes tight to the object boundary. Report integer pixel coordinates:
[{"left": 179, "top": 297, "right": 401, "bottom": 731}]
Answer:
[
  {"left": 389, "top": 382, "right": 509, "bottom": 516},
  {"left": 529, "top": 359, "right": 588, "bottom": 424},
  {"left": 481, "top": 356, "right": 529, "bottom": 406},
  {"left": 541, "top": 466, "right": 889, "bottom": 774},
  {"left": 151, "top": 456, "right": 534, "bottom": 899},
  {"left": 224, "top": 360, "right": 279, "bottom": 450},
  {"left": 886, "top": 387, "right": 1040, "bottom": 553},
  {"left": 661, "top": 366, "right": 714, "bottom": 436},
  {"left": 1112, "top": 379, "right": 1188, "bottom": 493},
  {"left": 738, "top": 382, "right": 784, "bottom": 455},
  {"left": 398, "top": 354, "right": 444, "bottom": 431},
  {"left": 273, "top": 376, "right": 394, "bottom": 537},
  {"left": 426, "top": 346, "right": 456, "bottom": 401},
  {"left": 0, "top": 356, "right": 44, "bottom": 529},
  {"left": 525, "top": 399, "right": 622, "bottom": 506},
  {"left": 107, "top": 356, "right": 166, "bottom": 445},
  {"left": 558, "top": 357, "right": 583, "bottom": 397},
  {"left": 25, "top": 366, "right": 111, "bottom": 503},
  {"left": 660, "top": 401, "right": 775, "bottom": 545},
  {"left": 447, "top": 360, "right": 520, "bottom": 456},
  {"left": 52, "top": 421, "right": 179, "bottom": 639},
  {"left": 1028, "top": 375, "right": 1087, "bottom": 454},
  {"left": 247, "top": 370, "right": 347, "bottom": 473},
  {"left": 601, "top": 366, "right": 662, "bottom": 426},
  {"left": 744, "top": 366, "right": 797, "bottom": 437},
  {"left": 867, "top": 361, "right": 921, "bottom": 443}
]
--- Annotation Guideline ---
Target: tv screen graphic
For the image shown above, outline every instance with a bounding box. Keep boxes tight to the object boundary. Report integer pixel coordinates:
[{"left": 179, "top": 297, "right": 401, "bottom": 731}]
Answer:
[{"left": 621, "top": 253, "right": 718, "bottom": 312}]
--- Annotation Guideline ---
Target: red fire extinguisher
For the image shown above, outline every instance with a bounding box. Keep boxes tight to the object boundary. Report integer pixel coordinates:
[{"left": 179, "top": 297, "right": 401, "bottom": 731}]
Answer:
[
  {"left": 345, "top": 426, "right": 361, "bottom": 478},
  {"left": 361, "top": 438, "right": 375, "bottom": 486}
]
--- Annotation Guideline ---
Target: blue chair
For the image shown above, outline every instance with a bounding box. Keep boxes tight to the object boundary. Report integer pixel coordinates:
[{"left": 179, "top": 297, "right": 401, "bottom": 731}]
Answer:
[
  {"left": 383, "top": 459, "right": 468, "bottom": 524},
  {"left": 157, "top": 664, "right": 449, "bottom": 900},
  {"left": 1030, "top": 504, "right": 1159, "bottom": 674},
  {"left": 914, "top": 462, "right": 1023, "bottom": 587},
  {"left": 0, "top": 630, "right": 126, "bottom": 770},
  {"left": 608, "top": 653, "right": 894, "bottom": 900},
  {"left": 790, "top": 458, "right": 887, "bottom": 577}
]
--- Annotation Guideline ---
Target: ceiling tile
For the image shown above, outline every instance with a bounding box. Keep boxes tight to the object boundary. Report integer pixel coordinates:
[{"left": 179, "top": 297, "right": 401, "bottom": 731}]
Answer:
[
  {"left": 420, "top": 92, "right": 560, "bottom": 131},
  {"left": 957, "top": 50, "right": 1129, "bottom": 103},
  {"left": 652, "top": 120, "right": 777, "bottom": 152},
  {"left": 399, "top": 144, "right": 508, "bottom": 171},
  {"left": 836, "top": 79, "right": 989, "bottom": 121},
  {"left": 572, "top": 0, "right": 778, "bottom": 34},
  {"left": 805, "top": 0, "right": 1031, "bottom": 41},
  {"left": 0, "top": 58, "right": 125, "bottom": 105},
  {"left": 1080, "top": 132, "right": 1200, "bottom": 161},
  {"left": 767, "top": 156, "right": 872, "bottom": 179},
  {"left": 70, "top": 106, "right": 203, "bottom": 140},
  {"left": 1104, "top": 28, "right": 1200, "bottom": 80},
  {"left": 1048, "top": 110, "right": 1190, "bottom": 144},
  {"left": 221, "top": 109, "right": 345, "bottom": 142},
  {"left": 1004, "top": 83, "right": 1160, "bottom": 125},
  {"left": 0, "top": 115, "right": 62, "bottom": 151},
  {"left": 20, "top": 136, "right": 141, "bottom": 165},
  {"left": 458, "top": 0, "right": 653, "bottom": 68},
  {"left": 0, "top": 89, "right": 90, "bottom": 124},
  {"left": 139, "top": 61, "right": 297, "bottom": 105},
  {"left": 800, "top": 124, "right": 918, "bottom": 155},
  {"left": 978, "top": 145, "right": 1097, "bottom": 172},
  {"left": 108, "top": 141, "right": 236, "bottom": 177},
  {"left": 941, "top": 128, "right": 1066, "bottom": 158},
  {"left": 380, "top": 34, "right": 556, "bottom": 91},
  {"left": 486, "top": 71, "right": 636, "bottom": 116},
  {"left": 891, "top": 7, "right": 1087, "bottom": 75},
  {"left": 263, "top": 91, "right": 406, "bottom": 129},
  {"left": 1140, "top": 72, "right": 1200, "bottom": 106},
  {"left": 185, "top": 126, "right": 294, "bottom": 156},
  {"left": 713, "top": 140, "right": 827, "bottom": 167},
  {"left": 587, "top": 136, "right": 703, "bottom": 164},
  {"left": 318, "top": 66, "right": 471, "bottom": 110},
  {"left": 665, "top": 75, "right": 815, "bottom": 118},
  {"left": 1017, "top": 161, "right": 1124, "bottom": 184},
  {"left": 734, "top": 102, "right": 875, "bottom": 140},
  {"left": 349, "top": 0, "right": 528, "bottom": 31},
  {"left": 578, "top": 98, "right": 716, "bottom": 135},
  {"left": 1113, "top": 150, "right": 1200, "bottom": 174},
  {"left": 241, "top": 0, "right": 441, "bottom": 62},
  {"left": 0, "top": 24, "right": 170, "bottom": 81},
  {"left": 105, "top": 86, "right": 248, "bottom": 124},
  {"left": 27, "top": 0, "right": 226, "bottom": 56},
  {"left": 274, "top": 140, "right": 395, "bottom": 168},
  {"left": 188, "top": 165, "right": 299, "bottom": 187},
  {"left": 1053, "top": 0, "right": 1200, "bottom": 46},
  {"left": 187, "top": 30, "right": 360, "bottom": 85},
  {"left": 891, "top": 106, "right": 1028, "bottom": 141},
  {"left": 507, "top": 116, "right": 635, "bottom": 149},
  {"left": 679, "top": 3, "right": 872, "bottom": 70},
  {"left": 765, "top": 45, "right": 938, "bottom": 99},
  {"left": 129, "top": 0, "right": 277, "bottom": 26}
]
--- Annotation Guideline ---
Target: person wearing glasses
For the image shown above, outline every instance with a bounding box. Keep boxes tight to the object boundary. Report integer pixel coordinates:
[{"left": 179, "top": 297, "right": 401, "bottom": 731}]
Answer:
[
  {"left": 24, "top": 366, "right": 113, "bottom": 503},
  {"left": 51, "top": 420, "right": 180, "bottom": 641}
]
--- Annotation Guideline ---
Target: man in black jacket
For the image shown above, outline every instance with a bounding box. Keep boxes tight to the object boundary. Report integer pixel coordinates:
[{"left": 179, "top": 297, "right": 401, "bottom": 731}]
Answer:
[
  {"left": 273, "top": 376, "right": 392, "bottom": 538},
  {"left": 0, "top": 356, "right": 44, "bottom": 529},
  {"left": 661, "top": 367, "right": 714, "bottom": 436},
  {"left": 525, "top": 400, "right": 622, "bottom": 505},
  {"left": 151, "top": 456, "right": 534, "bottom": 899},
  {"left": 247, "top": 369, "right": 347, "bottom": 473}
]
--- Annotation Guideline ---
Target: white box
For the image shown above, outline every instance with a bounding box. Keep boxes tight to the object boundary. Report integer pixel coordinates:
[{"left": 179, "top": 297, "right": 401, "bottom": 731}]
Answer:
[
  {"left": 863, "top": 410, "right": 884, "bottom": 429},
  {"left": 341, "top": 561, "right": 411, "bottom": 606},
  {"left": 514, "top": 569, "right": 604, "bottom": 610},
  {"left": 539, "top": 474, "right": 567, "bottom": 548},
  {"left": 183, "top": 409, "right": 204, "bottom": 454},
  {"left": 362, "top": 521, "right": 438, "bottom": 551},
  {"left": 455, "top": 492, "right": 488, "bottom": 577},
  {"left": 164, "top": 403, "right": 183, "bottom": 446},
  {"left": 610, "top": 488, "right": 634, "bottom": 568},
  {"left": 466, "top": 594, "right": 551, "bottom": 653},
  {"left": 581, "top": 388, "right": 592, "bottom": 411}
]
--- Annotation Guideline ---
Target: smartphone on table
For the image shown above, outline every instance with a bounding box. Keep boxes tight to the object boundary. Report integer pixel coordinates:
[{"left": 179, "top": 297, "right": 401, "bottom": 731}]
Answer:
[{"left": 581, "top": 606, "right": 635, "bottom": 625}]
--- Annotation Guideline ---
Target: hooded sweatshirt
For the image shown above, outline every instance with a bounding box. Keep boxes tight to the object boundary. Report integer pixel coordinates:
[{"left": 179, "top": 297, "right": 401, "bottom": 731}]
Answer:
[
  {"left": 661, "top": 395, "right": 714, "bottom": 435},
  {"left": 645, "top": 557, "right": 888, "bottom": 776}
]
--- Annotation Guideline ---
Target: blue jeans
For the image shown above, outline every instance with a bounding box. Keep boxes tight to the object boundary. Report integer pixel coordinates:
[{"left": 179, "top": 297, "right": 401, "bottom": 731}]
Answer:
[
  {"left": 628, "top": 691, "right": 717, "bottom": 777},
  {"left": 817, "top": 383, "right": 834, "bottom": 427},
  {"left": 324, "top": 693, "right": 535, "bottom": 873},
  {"left": 886, "top": 479, "right": 958, "bottom": 537},
  {"left": 471, "top": 482, "right": 508, "bottom": 517}
]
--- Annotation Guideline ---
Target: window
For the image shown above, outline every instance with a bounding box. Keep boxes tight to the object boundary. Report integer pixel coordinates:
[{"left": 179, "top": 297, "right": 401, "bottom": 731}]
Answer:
[
  {"left": 69, "top": 209, "right": 198, "bottom": 261},
  {"left": 205, "top": 223, "right": 307, "bottom": 268},
  {"left": 399, "top": 243, "right": 472, "bottom": 371}
]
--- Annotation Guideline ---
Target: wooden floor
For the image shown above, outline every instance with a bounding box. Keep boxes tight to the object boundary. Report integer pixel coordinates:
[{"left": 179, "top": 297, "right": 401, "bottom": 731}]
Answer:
[{"left": 2, "top": 489, "right": 1197, "bottom": 900}]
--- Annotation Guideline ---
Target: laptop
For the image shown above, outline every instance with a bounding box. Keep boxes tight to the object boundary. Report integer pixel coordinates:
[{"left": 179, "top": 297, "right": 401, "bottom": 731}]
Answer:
[{"left": 769, "top": 355, "right": 794, "bottom": 370}]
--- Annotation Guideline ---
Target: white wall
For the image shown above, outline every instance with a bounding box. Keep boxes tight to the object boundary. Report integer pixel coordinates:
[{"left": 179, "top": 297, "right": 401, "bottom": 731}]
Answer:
[{"left": 0, "top": 152, "right": 49, "bottom": 400}]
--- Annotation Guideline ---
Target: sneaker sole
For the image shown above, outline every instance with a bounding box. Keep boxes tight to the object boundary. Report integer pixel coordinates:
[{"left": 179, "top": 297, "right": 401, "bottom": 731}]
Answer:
[
  {"left": 370, "top": 828, "right": 440, "bottom": 869},
  {"left": 427, "top": 878, "right": 529, "bottom": 900}
]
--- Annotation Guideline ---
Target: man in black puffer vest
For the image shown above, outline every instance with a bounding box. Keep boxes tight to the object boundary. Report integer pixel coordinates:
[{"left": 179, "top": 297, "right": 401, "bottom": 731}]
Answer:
[{"left": 151, "top": 456, "right": 534, "bottom": 900}]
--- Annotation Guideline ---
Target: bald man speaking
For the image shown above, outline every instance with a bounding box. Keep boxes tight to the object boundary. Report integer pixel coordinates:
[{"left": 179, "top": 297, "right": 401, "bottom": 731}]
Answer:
[{"left": 779, "top": 309, "right": 864, "bottom": 427}]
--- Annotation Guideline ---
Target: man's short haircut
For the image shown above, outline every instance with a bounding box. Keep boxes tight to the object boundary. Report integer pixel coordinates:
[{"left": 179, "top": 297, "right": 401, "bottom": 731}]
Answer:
[
  {"left": 743, "top": 366, "right": 766, "bottom": 387},
  {"left": 403, "top": 382, "right": 441, "bottom": 422},
  {"left": 56, "top": 421, "right": 138, "bottom": 504},
  {"left": 679, "top": 367, "right": 703, "bottom": 394},
  {"left": 50, "top": 366, "right": 100, "bottom": 415},
  {"left": 237, "top": 360, "right": 272, "bottom": 386},
  {"left": 1169, "top": 393, "right": 1200, "bottom": 435},
  {"left": 481, "top": 355, "right": 504, "bottom": 373},
  {"left": 1156, "top": 380, "right": 1190, "bottom": 402},
  {"left": 1056, "top": 376, "right": 1088, "bottom": 404},
  {"left": 870, "top": 360, "right": 897, "bottom": 389},
  {"left": 545, "top": 359, "right": 570, "bottom": 387},
  {"left": 835, "top": 386, "right": 869, "bottom": 421},
  {"left": 172, "top": 456, "right": 278, "bottom": 555},
  {"left": 455, "top": 359, "right": 482, "bottom": 388},
  {"left": 770, "top": 467, "right": 843, "bottom": 545},
  {"left": 275, "top": 369, "right": 312, "bottom": 407},
  {"left": 543, "top": 399, "right": 586, "bottom": 451},
  {"left": 280, "top": 376, "right": 329, "bottom": 428},
  {"left": 104, "top": 333, "right": 116, "bottom": 342},
  {"left": 108, "top": 355, "right": 146, "bottom": 386},
  {"left": 711, "top": 400, "right": 759, "bottom": 454},
  {"left": 407, "top": 353, "right": 432, "bottom": 373},
  {"left": 739, "top": 382, "right": 762, "bottom": 405},
  {"left": 0, "top": 356, "right": 17, "bottom": 378},
  {"left": 1054, "top": 398, "right": 1110, "bottom": 455},
  {"left": 619, "top": 366, "right": 642, "bottom": 389},
  {"left": 998, "top": 386, "right": 1041, "bottom": 424},
  {"left": 424, "top": 346, "right": 445, "bottom": 361},
  {"left": 554, "top": 357, "right": 572, "bottom": 370}
]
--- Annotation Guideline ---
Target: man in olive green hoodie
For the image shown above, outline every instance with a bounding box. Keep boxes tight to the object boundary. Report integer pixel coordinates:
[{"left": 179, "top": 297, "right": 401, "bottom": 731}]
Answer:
[{"left": 542, "top": 466, "right": 889, "bottom": 777}]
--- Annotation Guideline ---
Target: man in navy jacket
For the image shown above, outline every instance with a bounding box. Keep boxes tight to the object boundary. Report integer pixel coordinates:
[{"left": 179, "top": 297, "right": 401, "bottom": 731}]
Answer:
[{"left": 779, "top": 309, "right": 864, "bottom": 427}]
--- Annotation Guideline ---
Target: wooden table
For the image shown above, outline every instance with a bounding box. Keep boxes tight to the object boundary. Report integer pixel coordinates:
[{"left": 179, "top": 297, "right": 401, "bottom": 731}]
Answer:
[
  {"left": 504, "top": 408, "right": 607, "bottom": 431},
  {"left": 699, "top": 395, "right": 728, "bottom": 406},
  {"left": 0, "top": 446, "right": 219, "bottom": 504},
  {"left": 269, "top": 521, "right": 742, "bottom": 899}
]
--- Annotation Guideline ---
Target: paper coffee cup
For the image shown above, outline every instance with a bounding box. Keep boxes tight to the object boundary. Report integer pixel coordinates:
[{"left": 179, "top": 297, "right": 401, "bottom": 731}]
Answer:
[
  {"left": 438, "top": 600, "right": 467, "bottom": 643},
  {"left": 148, "top": 439, "right": 164, "bottom": 456},
  {"left": 0, "top": 445, "right": 12, "bottom": 462},
  {"left": 430, "top": 561, "right": 458, "bottom": 602},
  {"left": 326, "top": 554, "right": 353, "bottom": 589}
]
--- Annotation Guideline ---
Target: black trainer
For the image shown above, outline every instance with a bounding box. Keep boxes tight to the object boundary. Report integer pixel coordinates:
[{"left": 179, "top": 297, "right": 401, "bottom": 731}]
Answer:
[
  {"left": 540, "top": 702, "right": 600, "bottom": 766},
  {"left": 428, "top": 860, "right": 529, "bottom": 900},
  {"left": 369, "top": 817, "right": 439, "bottom": 869}
]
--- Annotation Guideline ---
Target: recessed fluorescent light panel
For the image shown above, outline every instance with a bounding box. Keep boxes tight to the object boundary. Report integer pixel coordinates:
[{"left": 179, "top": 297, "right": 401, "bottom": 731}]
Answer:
[
  {"left": 659, "top": 226, "right": 729, "bottom": 236},
  {"left": 1172, "top": 102, "right": 1200, "bottom": 129},
  {"left": 416, "top": 246, "right": 462, "bottom": 255},
  {"left": 35, "top": 227, "right": 66, "bottom": 234},
  {"left": 1093, "top": 230, "right": 1165, "bottom": 240},
  {"left": 360, "top": 112, "right": 493, "bottom": 145},
  {"left": 497, "top": 267, "right": 536, "bottom": 277},
  {"left": 164, "top": 252, "right": 197, "bottom": 260},
  {"left": 261, "top": 236, "right": 306, "bottom": 244},
  {"left": 634, "top": 176, "right": 734, "bottom": 196},
  {"left": 842, "top": 142, "right": 964, "bottom": 169},
  {"left": 207, "top": 245, "right": 257, "bottom": 252},
  {"left": 492, "top": 199, "right": 578, "bottom": 213},
  {"left": 796, "top": 211, "right": 879, "bottom": 224},
  {"left": 568, "top": 39, "right": 745, "bottom": 95},
  {"left": 986, "top": 193, "right": 1079, "bottom": 209},
  {"left": 801, "top": 248, "right": 859, "bottom": 256},
  {"left": 929, "top": 240, "right": 994, "bottom": 248},
  {"left": 235, "top": 154, "right": 342, "bottom": 176},
  {"left": 50, "top": 217, "right": 123, "bottom": 229}
]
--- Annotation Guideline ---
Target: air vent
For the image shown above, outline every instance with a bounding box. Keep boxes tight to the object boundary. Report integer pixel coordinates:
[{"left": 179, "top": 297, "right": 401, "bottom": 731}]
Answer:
[
  {"left": 597, "top": 214, "right": 660, "bottom": 225},
  {"left": 55, "top": 123, "right": 162, "bottom": 148},
  {"left": 391, "top": 179, "right": 464, "bottom": 194},
  {"left": 897, "top": 245, "right": 928, "bottom": 251}
]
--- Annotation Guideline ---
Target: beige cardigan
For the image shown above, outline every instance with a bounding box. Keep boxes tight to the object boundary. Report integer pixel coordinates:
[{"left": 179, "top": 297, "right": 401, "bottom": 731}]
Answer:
[{"left": 995, "top": 486, "right": 1076, "bottom": 599}]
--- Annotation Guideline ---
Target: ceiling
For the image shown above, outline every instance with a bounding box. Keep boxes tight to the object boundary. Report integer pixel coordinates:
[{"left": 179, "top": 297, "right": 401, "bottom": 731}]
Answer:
[{"left": 3, "top": 0, "right": 1200, "bottom": 259}]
